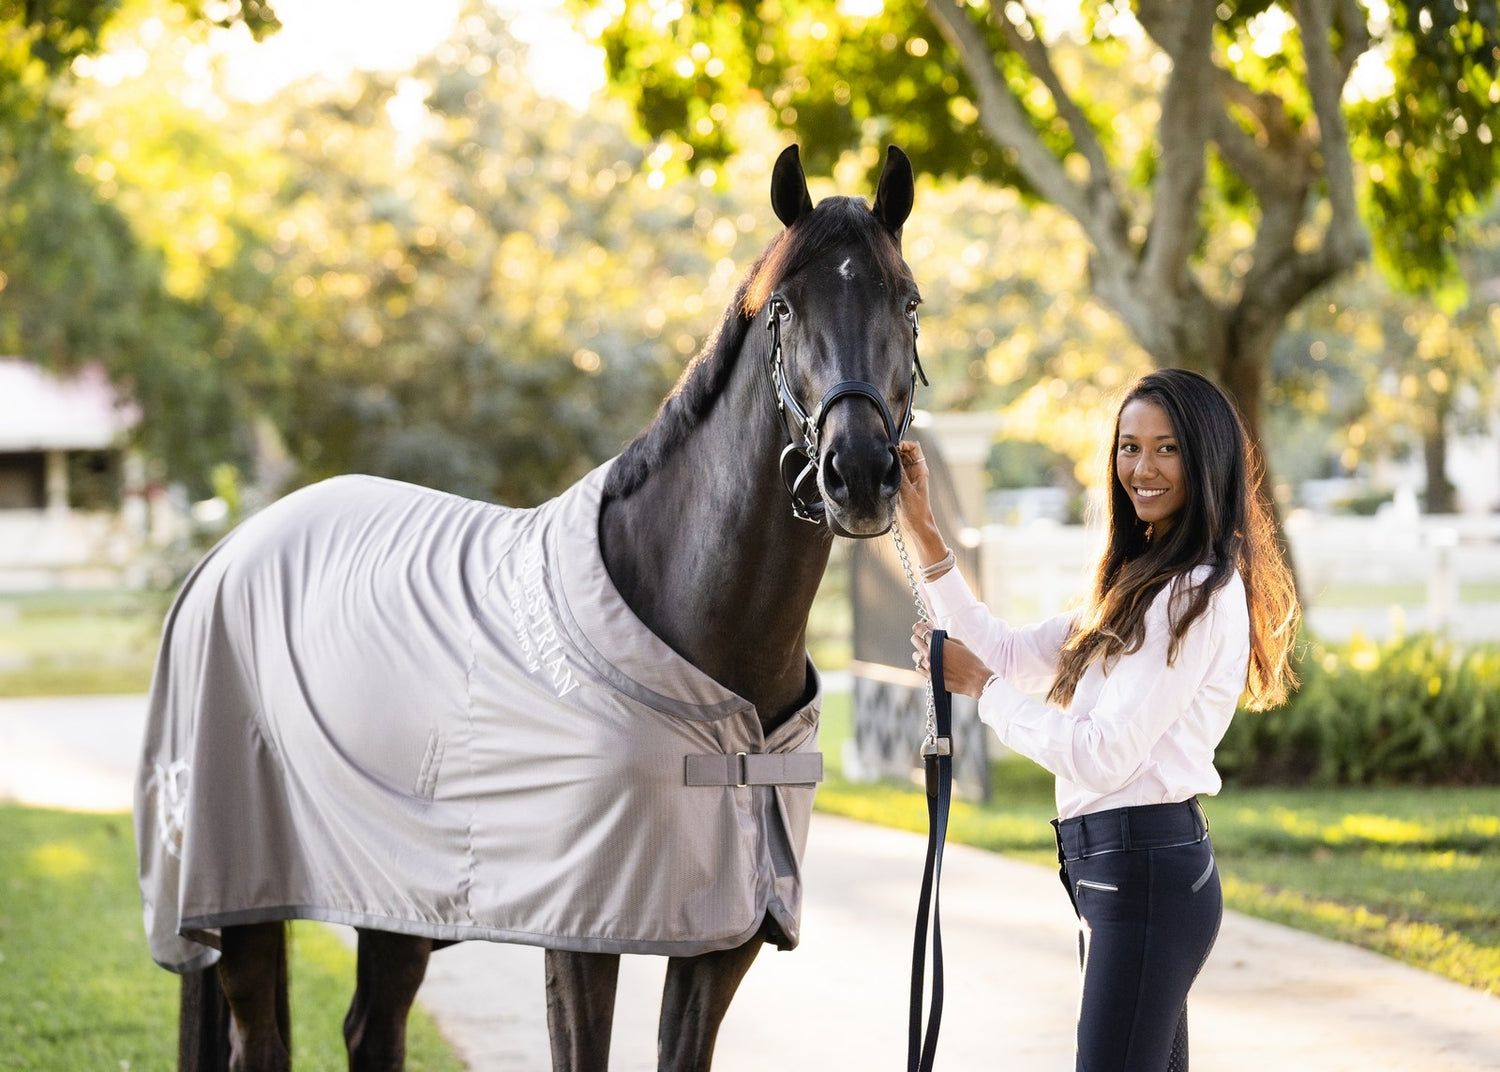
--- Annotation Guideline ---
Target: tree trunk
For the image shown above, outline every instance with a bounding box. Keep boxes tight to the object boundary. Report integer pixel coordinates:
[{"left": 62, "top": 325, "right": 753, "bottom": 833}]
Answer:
[
  {"left": 1219, "top": 326, "right": 1304, "bottom": 597},
  {"left": 1423, "top": 397, "right": 1457, "bottom": 514}
]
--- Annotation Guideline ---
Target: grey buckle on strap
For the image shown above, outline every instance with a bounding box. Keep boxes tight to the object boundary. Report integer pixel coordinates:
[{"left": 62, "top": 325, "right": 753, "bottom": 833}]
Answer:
[{"left": 684, "top": 752, "right": 824, "bottom": 787}]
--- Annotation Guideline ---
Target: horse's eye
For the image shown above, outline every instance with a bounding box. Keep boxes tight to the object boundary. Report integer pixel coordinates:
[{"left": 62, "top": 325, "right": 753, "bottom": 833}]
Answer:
[{"left": 771, "top": 296, "right": 790, "bottom": 320}]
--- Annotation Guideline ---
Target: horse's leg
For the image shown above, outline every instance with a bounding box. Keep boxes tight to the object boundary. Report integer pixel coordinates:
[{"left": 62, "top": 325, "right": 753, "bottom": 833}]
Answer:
[
  {"left": 178, "top": 967, "right": 232, "bottom": 1071},
  {"left": 544, "top": 949, "right": 621, "bottom": 1072},
  {"left": 343, "top": 929, "right": 434, "bottom": 1072},
  {"left": 656, "top": 932, "right": 766, "bottom": 1072},
  {"left": 216, "top": 921, "right": 291, "bottom": 1072}
]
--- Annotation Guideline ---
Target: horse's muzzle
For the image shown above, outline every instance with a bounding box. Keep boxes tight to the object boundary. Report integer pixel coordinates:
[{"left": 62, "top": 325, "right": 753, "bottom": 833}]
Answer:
[{"left": 819, "top": 438, "right": 901, "bottom": 537}]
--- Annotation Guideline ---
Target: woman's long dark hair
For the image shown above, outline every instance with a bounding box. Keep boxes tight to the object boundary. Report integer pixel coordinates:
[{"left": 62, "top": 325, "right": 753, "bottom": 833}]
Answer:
[{"left": 1046, "top": 369, "right": 1300, "bottom": 712}]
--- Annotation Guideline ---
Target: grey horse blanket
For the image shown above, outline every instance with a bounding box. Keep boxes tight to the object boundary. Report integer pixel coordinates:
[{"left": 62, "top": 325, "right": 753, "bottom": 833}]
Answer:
[{"left": 136, "top": 460, "right": 822, "bottom": 973}]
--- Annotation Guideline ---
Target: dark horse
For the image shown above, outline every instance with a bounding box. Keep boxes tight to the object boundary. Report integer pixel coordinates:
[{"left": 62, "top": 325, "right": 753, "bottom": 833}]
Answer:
[{"left": 143, "top": 144, "right": 921, "bottom": 1072}]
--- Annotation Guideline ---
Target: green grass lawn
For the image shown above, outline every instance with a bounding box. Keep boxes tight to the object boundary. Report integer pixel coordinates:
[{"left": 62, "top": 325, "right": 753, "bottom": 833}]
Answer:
[
  {"left": 0, "top": 805, "right": 464, "bottom": 1072},
  {"left": 815, "top": 693, "right": 1500, "bottom": 995},
  {"left": 0, "top": 590, "right": 161, "bottom": 697},
  {"left": 1310, "top": 580, "right": 1500, "bottom": 609}
]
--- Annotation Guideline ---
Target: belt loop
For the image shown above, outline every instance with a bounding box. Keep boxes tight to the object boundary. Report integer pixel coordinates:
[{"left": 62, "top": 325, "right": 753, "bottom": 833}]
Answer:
[{"left": 1119, "top": 810, "right": 1132, "bottom": 851}]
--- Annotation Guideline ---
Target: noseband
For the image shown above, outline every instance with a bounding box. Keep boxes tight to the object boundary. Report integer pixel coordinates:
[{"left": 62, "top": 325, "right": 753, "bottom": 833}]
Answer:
[{"left": 766, "top": 294, "right": 927, "bottom": 533}]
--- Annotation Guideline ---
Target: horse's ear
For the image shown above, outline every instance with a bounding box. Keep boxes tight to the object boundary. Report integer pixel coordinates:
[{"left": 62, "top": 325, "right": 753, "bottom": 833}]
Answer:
[
  {"left": 872, "top": 145, "right": 914, "bottom": 235},
  {"left": 771, "top": 145, "right": 814, "bottom": 228}
]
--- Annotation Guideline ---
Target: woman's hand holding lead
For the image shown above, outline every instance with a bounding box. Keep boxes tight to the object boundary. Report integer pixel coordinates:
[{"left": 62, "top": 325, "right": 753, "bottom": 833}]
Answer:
[{"left": 910, "top": 622, "right": 996, "bottom": 700}]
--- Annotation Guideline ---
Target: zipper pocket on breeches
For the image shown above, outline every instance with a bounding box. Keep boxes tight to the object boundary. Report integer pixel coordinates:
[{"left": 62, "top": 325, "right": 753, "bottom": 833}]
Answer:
[{"left": 1076, "top": 879, "right": 1119, "bottom": 894}]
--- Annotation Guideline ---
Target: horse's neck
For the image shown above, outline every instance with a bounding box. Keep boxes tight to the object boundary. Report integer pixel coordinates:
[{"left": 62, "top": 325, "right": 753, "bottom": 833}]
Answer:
[{"left": 599, "top": 367, "right": 831, "bottom": 727}]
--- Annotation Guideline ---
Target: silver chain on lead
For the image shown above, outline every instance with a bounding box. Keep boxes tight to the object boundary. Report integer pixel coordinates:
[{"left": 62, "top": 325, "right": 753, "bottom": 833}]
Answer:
[{"left": 891, "top": 519, "right": 937, "bottom": 742}]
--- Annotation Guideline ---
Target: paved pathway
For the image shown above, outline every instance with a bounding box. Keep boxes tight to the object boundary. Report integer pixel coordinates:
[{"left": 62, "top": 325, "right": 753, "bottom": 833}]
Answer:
[{"left": 4, "top": 694, "right": 1498, "bottom": 1070}]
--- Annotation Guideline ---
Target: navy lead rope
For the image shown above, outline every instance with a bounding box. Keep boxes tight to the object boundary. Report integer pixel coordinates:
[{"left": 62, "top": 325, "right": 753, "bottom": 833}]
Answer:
[{"left": 909, "top": 628, "right": 953, "bottom": 1072}]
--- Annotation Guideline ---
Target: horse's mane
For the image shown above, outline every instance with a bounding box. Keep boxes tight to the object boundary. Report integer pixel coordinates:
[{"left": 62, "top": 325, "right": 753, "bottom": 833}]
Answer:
[{"left": 603, "top": 196, "right": 913, "bottom": 501}]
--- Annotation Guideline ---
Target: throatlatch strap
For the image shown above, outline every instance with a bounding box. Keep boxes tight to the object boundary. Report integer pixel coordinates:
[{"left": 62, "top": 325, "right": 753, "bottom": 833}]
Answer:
[{"left": 909, "top": 628, "right": 953, "bottom": 1072}]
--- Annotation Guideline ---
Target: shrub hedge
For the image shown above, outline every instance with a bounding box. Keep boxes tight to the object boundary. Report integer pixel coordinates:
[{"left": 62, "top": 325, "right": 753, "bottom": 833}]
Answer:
[{"left": 1217, "top": 633, "right": 1500, "bottom": 786}]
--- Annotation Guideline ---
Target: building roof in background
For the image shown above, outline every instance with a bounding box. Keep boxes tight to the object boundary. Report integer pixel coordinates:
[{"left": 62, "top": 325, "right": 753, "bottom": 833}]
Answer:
[{"left": 0, "top": 359, "right": 139, "bottom": 451}]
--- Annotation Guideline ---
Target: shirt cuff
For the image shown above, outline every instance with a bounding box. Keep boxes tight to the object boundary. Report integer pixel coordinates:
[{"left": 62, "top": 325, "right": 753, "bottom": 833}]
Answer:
[{"left": 921, "top": 567, "right": 976, "bottom": 620}]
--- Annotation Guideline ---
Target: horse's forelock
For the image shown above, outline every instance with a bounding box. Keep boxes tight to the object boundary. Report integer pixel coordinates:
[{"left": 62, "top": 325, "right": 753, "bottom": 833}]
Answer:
[
  {"left": 742, "top": 196, "right": 914, "bottom": 316},
  {"left": 604, "top": 197, "right": 913, "bottom": 503}
]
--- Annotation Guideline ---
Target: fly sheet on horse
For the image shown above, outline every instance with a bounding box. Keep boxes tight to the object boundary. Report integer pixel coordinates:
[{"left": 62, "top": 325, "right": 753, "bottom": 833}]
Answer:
[
  {"left": 135, "top": 142, "right": 923, "bottom": 1072},
  {"left": 137, "top": 460, "right": 822, "bottom": 973}
]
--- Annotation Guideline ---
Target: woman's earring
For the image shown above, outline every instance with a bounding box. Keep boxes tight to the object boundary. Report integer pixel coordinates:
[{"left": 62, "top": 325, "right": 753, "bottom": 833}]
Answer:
[{"left": 1145, "top": 523, "right": 1154, "bottom": 543}]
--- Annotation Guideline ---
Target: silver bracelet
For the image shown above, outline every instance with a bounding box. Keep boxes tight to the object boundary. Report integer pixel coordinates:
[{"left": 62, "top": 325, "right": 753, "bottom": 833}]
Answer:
[{"left": 919, "top": 548, "right": 956, "bottom": 581}]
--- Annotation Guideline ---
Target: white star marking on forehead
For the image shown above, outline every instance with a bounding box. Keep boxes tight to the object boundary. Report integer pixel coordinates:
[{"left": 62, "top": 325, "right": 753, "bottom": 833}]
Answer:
[{"left": 837, "top": 257, "right": 852, "bottom": 279}]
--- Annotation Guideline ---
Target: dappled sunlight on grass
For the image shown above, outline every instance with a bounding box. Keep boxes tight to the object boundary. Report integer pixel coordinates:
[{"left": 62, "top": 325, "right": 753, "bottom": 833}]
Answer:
[
  {"left": 1221, "top": 874, "right": 1500, "bottom": 993},
  {"left": 27, "top": 840, "right": 96, "bottom": 879},
  {"left": 1367, "top": 848, "right": 1482, "bottom": 873},
  {"left": 1330, "top": 813, "right": 1433, "bottom": 844},
  {"left": 1220, "top": 796, "right": 1500, "bottom": 852}
]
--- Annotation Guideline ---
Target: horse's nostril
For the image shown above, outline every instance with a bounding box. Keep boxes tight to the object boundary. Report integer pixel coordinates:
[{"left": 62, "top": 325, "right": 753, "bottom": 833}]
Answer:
[
  {"left": 822, "top": 441, "right": 900, "bottom": 508},
  {"left": 821, "top": 450, "right": 850, "bottom": 501}
]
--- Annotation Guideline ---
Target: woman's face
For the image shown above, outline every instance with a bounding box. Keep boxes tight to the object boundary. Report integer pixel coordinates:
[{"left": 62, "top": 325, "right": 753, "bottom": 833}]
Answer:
[{"left": 1116, "top": 399, "right": 1186, "bottom": 535}]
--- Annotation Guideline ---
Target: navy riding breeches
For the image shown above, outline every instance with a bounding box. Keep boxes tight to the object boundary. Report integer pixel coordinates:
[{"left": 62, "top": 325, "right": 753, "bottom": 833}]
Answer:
[{"left": 1053, "top": 799, "right": 1222, "bottom": 1072}]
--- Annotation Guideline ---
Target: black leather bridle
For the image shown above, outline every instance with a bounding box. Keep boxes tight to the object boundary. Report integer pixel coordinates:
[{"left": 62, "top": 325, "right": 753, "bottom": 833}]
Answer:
[{"left": 766, "top": 293, "right": 927, "bottom": 534}]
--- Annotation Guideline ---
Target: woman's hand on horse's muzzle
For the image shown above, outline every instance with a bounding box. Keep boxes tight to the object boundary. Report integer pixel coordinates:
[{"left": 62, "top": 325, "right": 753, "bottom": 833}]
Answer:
[{"left": 895, "top": 440, "right": 947, "bottom": 562}]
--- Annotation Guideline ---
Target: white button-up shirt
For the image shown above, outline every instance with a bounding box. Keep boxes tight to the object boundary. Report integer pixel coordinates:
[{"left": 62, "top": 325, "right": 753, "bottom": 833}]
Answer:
[{"left": 922, "top": 564, "right": 1250, "bottom": 820}]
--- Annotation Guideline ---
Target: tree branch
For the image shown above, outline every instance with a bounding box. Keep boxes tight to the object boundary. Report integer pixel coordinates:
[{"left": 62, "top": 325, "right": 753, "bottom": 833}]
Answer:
[
  {"left": 922, "top": 0, "right": 1096, "bottom": 233},
  {"left": 1333, "top": 0, "right": 1372, "bottom": 80},
  {"left": 1211, "top": 71, "right": 1313, "bottom": 195},
  {"left": 1135, "top": 0, "right": 1219, "bottom": 294},
  {"left": 997, "top": 4, "right": 1114, "bottom": 199},
  {"left": 922, "top": 0, "right": 1139, "bottom": 303},
  {"left": 1292, "top": 0, "right": 1370, "bottom": 265}
]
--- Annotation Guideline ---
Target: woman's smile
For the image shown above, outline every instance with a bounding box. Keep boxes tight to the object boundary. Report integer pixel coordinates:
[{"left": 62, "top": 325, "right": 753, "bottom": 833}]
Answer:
[{"left": 1117, "top": 400, "right": 1186, "bottom": 534}]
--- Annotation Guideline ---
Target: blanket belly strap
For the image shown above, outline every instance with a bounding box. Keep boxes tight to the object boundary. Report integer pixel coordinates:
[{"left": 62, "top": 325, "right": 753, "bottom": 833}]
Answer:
[{"left": 684, "top": 752, "right": 824, "bottom": 787}]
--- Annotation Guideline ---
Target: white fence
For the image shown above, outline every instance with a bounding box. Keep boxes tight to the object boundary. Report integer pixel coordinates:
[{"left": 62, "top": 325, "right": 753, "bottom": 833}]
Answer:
[
  {"left": 0, "top": 509, "right": 148, "bottom": 590},
  {"left": 978, "top": 513, "right": 1500, "bottom": 643}
]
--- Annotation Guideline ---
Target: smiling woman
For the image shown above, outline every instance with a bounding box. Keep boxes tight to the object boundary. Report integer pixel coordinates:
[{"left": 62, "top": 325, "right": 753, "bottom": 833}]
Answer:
[{"left": 894, "top": 366, "right": 1302, "bottom": 1070}]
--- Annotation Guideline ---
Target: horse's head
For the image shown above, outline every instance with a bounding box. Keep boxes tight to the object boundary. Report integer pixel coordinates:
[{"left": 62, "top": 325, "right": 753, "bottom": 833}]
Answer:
[{"left": 753, "top": 144, "right": 922, "bottom": 539}]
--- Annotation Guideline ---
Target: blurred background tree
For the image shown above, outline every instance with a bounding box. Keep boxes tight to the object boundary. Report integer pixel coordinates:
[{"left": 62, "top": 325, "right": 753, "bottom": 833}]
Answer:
[
  {"left": 0, "top": 0, "right": 1496, "bottom": 522},
  {"left": 0, "top": 0, "right": 278, "bottom": 497},
  {"left": 577, "top": 0, "right": 1500, "bottom": 522}
]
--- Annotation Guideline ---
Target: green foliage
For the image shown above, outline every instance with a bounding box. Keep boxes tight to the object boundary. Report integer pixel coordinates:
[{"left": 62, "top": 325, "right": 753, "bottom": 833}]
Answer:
[
  {"left": 0, "top": 1, "right": 264, "bottom": 497},
  {"left": 1, "top": 0, "right": 119, "bottom": 74},
  {"left": 0, "top": 804, "right": 462, "bottom": 1070},
  {"left": 0, "top": 0, "right": 277, "bottom": 72},
  {"left": 1348, "top": 0, "right": 1500, "bottom": 298},
  {"left": 580, "top": 0, "right": 1099, "bottom": 190},
  {"left": 0, "top": 120, "right": 256, "bottom": 493},
  {"left": 585, "top": 1, "right": 1500, "bottom": 302},
  {"left": 1218, "top": 633, "right": 1500, "bottom": 786},
  {"left": 80, "top": 2, "right": 813, "bottom": 506}
]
